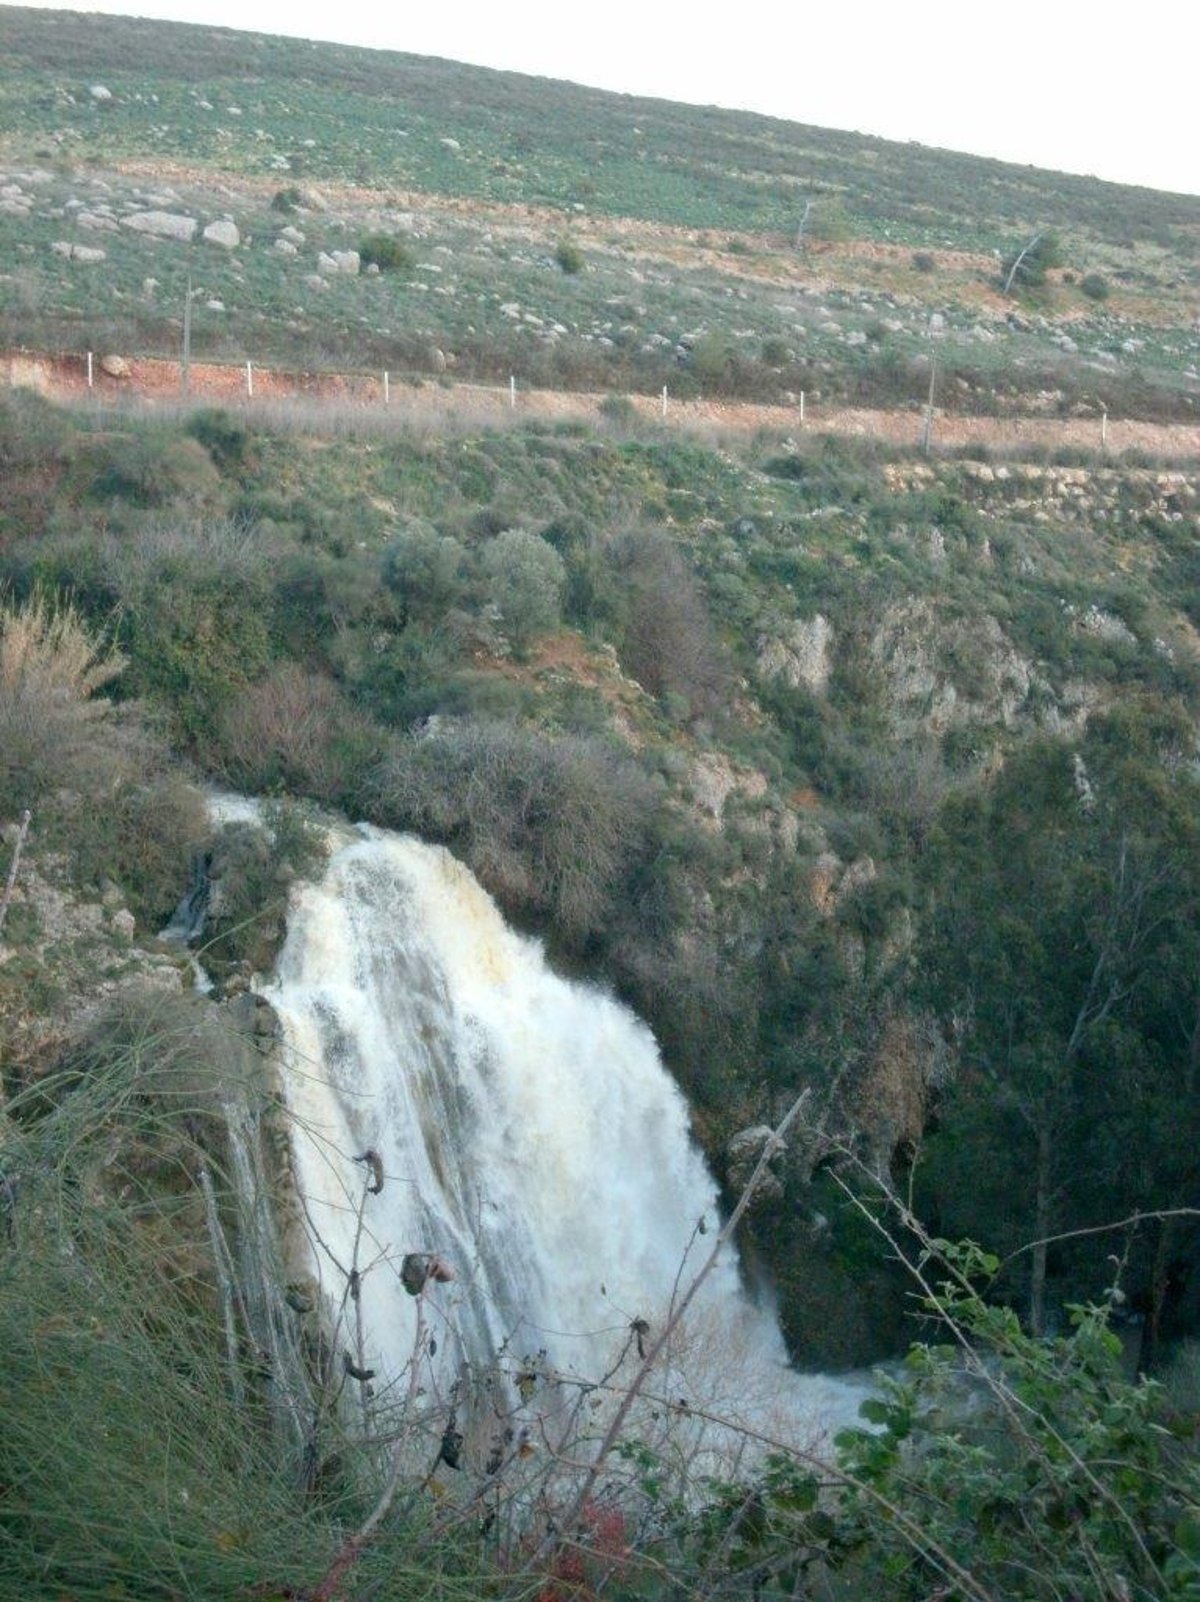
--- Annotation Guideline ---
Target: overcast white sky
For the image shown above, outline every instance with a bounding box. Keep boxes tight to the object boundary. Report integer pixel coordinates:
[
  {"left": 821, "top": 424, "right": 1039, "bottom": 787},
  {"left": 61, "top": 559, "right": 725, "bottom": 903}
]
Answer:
[{"left": 10, "top": 0, "right": 1199, "bottom": 195}]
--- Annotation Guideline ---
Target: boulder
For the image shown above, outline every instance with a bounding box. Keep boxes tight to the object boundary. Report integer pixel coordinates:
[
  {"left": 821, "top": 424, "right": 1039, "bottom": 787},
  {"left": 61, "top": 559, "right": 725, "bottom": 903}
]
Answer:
[
  {"left": 99, "top": 354, "right": 130, "bottom": 378},
  {"left": 122, "top": 210, "right": 197, "bottom": 243},
  {"left": 757, "top": 614, "right": 833, "bottom": 693},
  {"left": 203, "top": 218, "right": 240, "bottom": 249}
]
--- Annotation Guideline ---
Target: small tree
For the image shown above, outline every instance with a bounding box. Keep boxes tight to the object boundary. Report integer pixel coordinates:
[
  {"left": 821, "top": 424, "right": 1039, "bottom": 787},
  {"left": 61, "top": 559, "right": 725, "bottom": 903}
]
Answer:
[
  {"left": 479, "top": 528, "right": 565, "bottom": 649},
  {"left": 358, "top": 233, "right": 413, "bottom": 273},
  {"left": 381, "top": 518, "right": 466, "bottom": 622},
  {"left": 1002, "top": 230, "right": 1063, "bottom": 295},
  {"left": 554, "top": 239, "right": 584, "bottom": 274}
]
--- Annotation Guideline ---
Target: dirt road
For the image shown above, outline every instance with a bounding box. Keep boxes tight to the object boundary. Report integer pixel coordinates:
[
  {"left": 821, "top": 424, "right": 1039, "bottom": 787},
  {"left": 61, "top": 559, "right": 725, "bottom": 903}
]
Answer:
[{"left": 5, "top": 349, "right": 1198, "bottom": 460}]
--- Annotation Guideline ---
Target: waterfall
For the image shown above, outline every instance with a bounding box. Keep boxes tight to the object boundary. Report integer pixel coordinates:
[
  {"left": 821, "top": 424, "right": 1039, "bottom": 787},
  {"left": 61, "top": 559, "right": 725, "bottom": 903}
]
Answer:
[{"left": 261, "top": 823, "right": 865, "bottom": 1462}]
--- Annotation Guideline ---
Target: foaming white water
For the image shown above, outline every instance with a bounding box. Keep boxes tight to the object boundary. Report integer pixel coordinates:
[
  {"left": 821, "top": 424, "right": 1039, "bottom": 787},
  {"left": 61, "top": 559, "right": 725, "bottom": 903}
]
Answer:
[{"left": 263, "top": 825, "right": 864, "bottom": 1452}]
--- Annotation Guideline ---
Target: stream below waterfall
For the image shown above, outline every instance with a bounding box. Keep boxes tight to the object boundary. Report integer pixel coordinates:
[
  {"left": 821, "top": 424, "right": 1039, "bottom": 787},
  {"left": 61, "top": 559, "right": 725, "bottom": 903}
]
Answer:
[{"left": 255, "top": 819, "right": 866, "bottom": 1461}]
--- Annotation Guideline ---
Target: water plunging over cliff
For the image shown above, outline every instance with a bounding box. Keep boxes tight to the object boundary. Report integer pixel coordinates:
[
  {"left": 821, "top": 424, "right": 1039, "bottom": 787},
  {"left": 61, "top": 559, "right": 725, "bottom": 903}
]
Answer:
[{"left": 262, "top": 824, "right": 863, "bottom": 1451}]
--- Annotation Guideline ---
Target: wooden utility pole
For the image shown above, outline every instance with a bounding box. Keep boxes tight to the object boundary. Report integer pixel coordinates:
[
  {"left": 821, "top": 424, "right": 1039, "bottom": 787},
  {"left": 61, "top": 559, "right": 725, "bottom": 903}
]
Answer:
[
  {"left": 181, "top": 272, "right": 193, "bottom": 395},
  {"left": 922, "top": 351, "right": 937, "bottom": 453},
  {"left": 795, "top": 198, "right": 813, "bottom": 253}
]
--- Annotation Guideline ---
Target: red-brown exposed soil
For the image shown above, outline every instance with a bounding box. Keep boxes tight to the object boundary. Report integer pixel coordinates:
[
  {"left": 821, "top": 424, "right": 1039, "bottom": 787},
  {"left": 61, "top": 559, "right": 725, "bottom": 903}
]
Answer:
[{"left": 5, "top": 349, "right": 1199, "bottom": 458}]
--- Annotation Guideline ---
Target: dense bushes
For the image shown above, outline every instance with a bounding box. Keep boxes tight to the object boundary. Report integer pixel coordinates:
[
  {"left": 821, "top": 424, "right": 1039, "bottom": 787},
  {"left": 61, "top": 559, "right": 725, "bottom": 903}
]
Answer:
[
  {"left": 0, "top": 591, "right": 206, "bottom": 920},
  {"left": 214, "top": 664, "right": 384, "bottom": 806},
  {"left": 372, "top": 717, "right": 661, "bottom": 940},
  {"left": 609, "top": 527, "right": 730, "bottom": 718}
]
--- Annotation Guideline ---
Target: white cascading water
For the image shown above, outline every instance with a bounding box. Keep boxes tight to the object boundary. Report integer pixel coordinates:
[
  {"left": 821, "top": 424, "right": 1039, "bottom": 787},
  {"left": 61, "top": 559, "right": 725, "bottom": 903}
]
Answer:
[{"left": 261, "top": 823, "right": 865, "bottom": 1460}]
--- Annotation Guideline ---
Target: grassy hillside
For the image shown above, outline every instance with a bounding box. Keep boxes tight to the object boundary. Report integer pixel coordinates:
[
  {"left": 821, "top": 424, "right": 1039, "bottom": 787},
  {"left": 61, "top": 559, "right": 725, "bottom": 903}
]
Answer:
[{"left": 0, "top": 7, "right": 1197, "bottom": 418}]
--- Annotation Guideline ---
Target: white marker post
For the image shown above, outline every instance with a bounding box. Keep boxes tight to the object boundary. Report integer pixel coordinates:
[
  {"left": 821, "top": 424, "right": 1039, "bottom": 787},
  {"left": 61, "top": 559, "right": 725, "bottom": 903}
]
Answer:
[
  {"left": 799, "top": 390, "right": 805, "bottom": 426},
  {"left": 384, "top": 371, "right": 390, "bottom": 405},
  {"left": 1101, "top": 407, "right": 1108, "bottom": 450},
  {"left": 661, "top": 385, "right": 668, "bottom": 419},
  {"left": 509, "top": 375, "right": 516, "bottom": 410},
  {"left": 245, "top": 361, "right": 254, "bottom": 398},
  {"left": 86, "top": 351, "right": 94, "bottom": 389}
]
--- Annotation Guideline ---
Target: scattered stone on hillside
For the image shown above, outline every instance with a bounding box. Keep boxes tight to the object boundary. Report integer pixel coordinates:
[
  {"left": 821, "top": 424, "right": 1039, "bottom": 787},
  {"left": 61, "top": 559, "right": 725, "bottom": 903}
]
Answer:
[
  {"left": 0, "top": 184, "right": 31, "bottom": 216},
  {"left": 0, "top": 857, "right": 183, "bottom": 1075},
  {"left": 689, "top": 751, "right": 768, "bottom": 825},
  {"left": 429, "top": 347, "right": 447, "bottom": 372},
  {"left": 297, "top": 186, "right": 328, "bottom": 211},
  {"left": 756, "top": 615, "right": 833, "bottom": 694},
  {"left": 89, "top": 84, "right": 113, "bottom": 102},
  {"left": 76, "top": 209, "right": 118, "bottom": 231},
  {"left": 50, "top": 241, "right": 107, "bottom": 263},
  {"left": 205, "top": 299, "right": 225, "bottom": 312},
  {"left": 317, "top": 249, "right": 359, "bottom": 276},
  {"left": 203, "top": 218, "right": 240, "bottom": 249},
  {"left": 278, "top": 224, "right": 305, "bottom": 245},
  {"left": 274, "top": 237, "right": 298, "bottom": 255},
  {"left": 122, "top": 210, "right": 197, "bottom": 243},
  {"left": 1076, "top": 604, "right": 1136, "bottom": 646},
  {"left": 304, "top": 274, "right": 328, "bottom": 291},
  {"left": 100, "top": 353, "right": 131, "bottom": 378},
  {"left": 439, "top": 137, "right": 461, "bottom": 151},
  {"left": 870, "top": 597, "right": 1035, "bottom": 734}
]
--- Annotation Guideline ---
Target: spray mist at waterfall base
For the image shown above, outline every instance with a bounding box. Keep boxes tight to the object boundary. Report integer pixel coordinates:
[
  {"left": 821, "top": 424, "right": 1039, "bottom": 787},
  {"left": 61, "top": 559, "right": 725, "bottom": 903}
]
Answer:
[{"left": 262, "top": 823, "right": 867, "bottom": 1495}]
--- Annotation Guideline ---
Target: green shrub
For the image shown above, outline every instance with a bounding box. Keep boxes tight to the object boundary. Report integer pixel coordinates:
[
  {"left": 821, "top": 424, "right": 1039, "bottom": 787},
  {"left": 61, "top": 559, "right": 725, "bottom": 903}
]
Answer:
[
  {"left": 86, "top": 429, "right": 223, "bottom": 510},
  {"left": 201, "top": 802, "right": 328, "bottom": 974},
  {"left": 358, "top": 232, "right": 414, "bottom": 272},
  {"left": 270, "top": 184, "right": 304, "bottom": 212},
  {"left": 554, "top": 239, "right": 584, "bottom": 274},
  {"left": 1080, "top": 271, "right": 1110, "bottom": 301},
  {"left": 184, "top": 407, "right": 254, "bottom": 472},
  {"left": 598, "top": 393, "right": 638, "bottom": 427},
  {"left": 688, "top": 332, "right": 735, "bottom": 388},
  {"left": 479, "top": 527, "right": 566, "bottom": 648},
  {"left": 911, "top": 250, "right": 936, "bottom": 273},
  {"left": 380, "top": 518, "right": 467, "bottom": 621}
]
